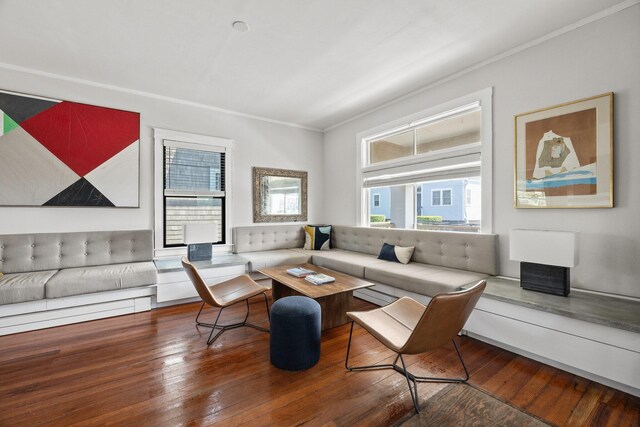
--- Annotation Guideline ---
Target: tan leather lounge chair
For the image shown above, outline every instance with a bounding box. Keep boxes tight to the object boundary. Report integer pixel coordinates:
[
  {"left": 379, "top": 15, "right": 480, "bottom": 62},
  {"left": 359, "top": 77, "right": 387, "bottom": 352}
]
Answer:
[
  {"left": 182, "top": 257, "right": 270, "bottom": 346},
  {"left": 345, "top": 280, "right": 486, "bottom": 413}
]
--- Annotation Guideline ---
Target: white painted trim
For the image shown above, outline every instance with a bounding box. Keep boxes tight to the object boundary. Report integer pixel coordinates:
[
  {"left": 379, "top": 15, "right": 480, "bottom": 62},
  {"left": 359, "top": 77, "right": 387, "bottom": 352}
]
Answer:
[
  {"left": 153, "top": 128, "right": 234, "bottom": 256},
  {"left": 324, "top": 0, "right": 640, "bottom": 132},
  {"left": 0, "top": 62, "right": 322, "bottom": 132},
  {"left": 355, "top": 87, "right": 493, "bottom": 232},
  {"left": 0, "top": 287, "right": 154, "bottom": 336}
]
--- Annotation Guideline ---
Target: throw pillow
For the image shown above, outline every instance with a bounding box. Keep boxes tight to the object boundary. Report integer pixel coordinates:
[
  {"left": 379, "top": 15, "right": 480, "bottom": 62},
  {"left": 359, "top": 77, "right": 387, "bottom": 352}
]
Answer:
[
  {"left": 304, "top": 225, "right": 332, "bottom": 251},
  {"left": 378, "top": 243, "right": 415, "bottom": 264}
]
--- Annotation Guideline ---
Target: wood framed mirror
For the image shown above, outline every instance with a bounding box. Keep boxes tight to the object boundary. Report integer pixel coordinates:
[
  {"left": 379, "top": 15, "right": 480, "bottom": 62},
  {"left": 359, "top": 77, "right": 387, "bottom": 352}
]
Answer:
[{"left": 253, "top": 167, "right": 307, "bottom": 222}]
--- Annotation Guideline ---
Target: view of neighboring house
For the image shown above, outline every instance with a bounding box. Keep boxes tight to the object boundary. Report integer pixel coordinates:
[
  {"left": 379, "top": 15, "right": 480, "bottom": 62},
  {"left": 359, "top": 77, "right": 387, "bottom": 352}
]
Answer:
[{"left": 370, "top": 178, "right": 480, "bottom": 229}]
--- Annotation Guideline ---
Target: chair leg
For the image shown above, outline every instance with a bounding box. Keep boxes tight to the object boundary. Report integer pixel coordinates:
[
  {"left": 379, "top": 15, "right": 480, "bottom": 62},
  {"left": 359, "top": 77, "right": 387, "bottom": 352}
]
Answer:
[
  {"left": 395, "top": 339, "right": 470, "bottom": 383},
  {"left": 345, "top": 327, "right": 470, "bottom": 413},
  {"left": 398, "top": 354, "right": 420, "bottom": 414},
  {"left": 345, "top": 321, "right": 401, "bottom": 372},
  {"left": 194, "top": 293, "right": 270, "bottom": 346}
]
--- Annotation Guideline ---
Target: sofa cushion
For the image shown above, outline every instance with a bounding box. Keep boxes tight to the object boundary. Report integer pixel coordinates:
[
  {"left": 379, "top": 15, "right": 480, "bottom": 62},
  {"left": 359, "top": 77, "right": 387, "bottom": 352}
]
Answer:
[
  {"left": 0, "top": 230, "right": 154, "bottom": 274},
  {"left": 0, "top": 270, "right": 57, "bottom": 304},
  {"left": 45, "top": 261, "right": 157, "bottom": 299},
  {"left": 378, "top": 243, "right": 415, "bottom": 264},
  {"left": 242, "top": 249, "right": 311, "bottom": 272},
  {"left": 332, "top": 225, "right": 498, "bottom": 275},
  {"left": 304, "top": 225, "right": 332, "bottom": 250},
  {"left": 311, "top": 249, "right": 386, "bottom": 278},
  {"left": 365, "top": 263, "right": 488, "bottom": 297}
]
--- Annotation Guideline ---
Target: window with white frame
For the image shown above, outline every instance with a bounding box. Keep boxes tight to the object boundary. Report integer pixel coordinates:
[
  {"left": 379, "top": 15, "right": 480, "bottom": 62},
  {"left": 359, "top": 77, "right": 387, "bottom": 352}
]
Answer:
[
  {"left": 431, "top": 189, "right": 452, "bottom": 206},
  {"left": 358, "top": 88, "right": 492, "bottom": 233},
  {"left": 154, "top": 129, "right": 233, "bottom": 254}
]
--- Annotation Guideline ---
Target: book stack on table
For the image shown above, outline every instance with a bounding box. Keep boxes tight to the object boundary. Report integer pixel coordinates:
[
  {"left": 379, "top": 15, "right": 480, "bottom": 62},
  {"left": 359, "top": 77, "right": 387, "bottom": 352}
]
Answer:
[
  {"left": 286, "top": 267, "right": 316, "bottom": 277},
  {"left": 304, "top": 273, "right": 335, "bottom": 285}
]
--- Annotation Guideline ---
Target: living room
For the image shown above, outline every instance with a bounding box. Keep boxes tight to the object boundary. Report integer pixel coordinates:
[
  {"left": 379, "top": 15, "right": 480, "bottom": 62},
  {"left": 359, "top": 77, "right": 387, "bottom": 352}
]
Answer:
[{"left": 0, "top": 1, "right": 639, "bottom": 425}]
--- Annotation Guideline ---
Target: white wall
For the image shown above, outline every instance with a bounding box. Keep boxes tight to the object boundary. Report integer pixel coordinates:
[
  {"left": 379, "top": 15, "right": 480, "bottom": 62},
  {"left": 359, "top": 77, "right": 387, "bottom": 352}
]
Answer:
[
  {"left": 322, "top": 6, "right": 640, "bottom": 298},
  {"left": 0, "top": 68, "right": 323, "bottom": 235}
]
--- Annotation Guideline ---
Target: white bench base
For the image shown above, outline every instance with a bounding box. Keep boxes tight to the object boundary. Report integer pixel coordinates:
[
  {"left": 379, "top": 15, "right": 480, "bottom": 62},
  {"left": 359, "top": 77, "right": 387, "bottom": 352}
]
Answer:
[{"left": 0, "top": 287, "right": 154, "bottom": 336}]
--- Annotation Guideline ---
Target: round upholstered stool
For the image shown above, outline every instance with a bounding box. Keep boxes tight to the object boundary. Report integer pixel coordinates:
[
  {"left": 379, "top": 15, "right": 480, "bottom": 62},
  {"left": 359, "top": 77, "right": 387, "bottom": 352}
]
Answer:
[{"left": 270, "top": 296, "right": 321, "bottom": 371}]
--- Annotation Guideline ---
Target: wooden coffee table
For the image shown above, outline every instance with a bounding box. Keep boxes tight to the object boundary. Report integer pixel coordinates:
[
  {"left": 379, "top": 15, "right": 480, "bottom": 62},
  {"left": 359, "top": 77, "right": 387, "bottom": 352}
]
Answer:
[{"left": 259, "top": 263, "right": 375, "bottom": 331}]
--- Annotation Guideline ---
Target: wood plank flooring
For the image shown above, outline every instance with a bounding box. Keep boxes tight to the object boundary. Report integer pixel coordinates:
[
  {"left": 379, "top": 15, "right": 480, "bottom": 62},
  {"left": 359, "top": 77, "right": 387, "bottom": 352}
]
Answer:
[{"left": 0, "top": 294, "right": 638, "bottom": 426}]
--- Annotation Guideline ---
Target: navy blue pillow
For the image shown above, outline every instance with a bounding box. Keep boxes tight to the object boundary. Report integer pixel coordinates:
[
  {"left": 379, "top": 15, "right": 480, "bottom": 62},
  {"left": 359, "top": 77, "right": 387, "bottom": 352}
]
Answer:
[{"left": 377, "top": 243, "right": 415, "bottom": 264}]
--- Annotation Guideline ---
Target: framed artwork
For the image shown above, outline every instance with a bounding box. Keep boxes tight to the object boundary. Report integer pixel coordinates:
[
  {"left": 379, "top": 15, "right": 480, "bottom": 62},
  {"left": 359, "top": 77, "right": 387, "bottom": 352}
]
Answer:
[
  {"left": 514, "top": 93, "right": 613, "bottom": 208},
  {"left": 253, "top": 167, "right": 307, "bottom": 222},
  {"left": 0, "top": 89, "right": 140, "bottom": 207}
]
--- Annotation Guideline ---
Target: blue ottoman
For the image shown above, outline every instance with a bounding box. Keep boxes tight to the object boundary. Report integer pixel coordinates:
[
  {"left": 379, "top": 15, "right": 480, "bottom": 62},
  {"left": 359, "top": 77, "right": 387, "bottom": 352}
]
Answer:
[{"left": 270, "top": 296, "right": 321, "bottom": 371}]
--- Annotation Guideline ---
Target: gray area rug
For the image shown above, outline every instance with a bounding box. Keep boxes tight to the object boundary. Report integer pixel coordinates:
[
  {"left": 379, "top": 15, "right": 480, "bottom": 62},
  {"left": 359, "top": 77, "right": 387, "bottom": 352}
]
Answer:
[{"left": 399, "top": 384, "right": 551, "bottom": 427}]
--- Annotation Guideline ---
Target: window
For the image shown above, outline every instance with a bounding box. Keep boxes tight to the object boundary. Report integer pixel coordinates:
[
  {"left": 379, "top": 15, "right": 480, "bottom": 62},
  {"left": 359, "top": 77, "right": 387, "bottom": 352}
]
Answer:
[
  {"left": 163, "top": 146, "right": 225, "bottom": 247},
  {"left": 432, "top": 190, "right": 441, "bottom": 206},
  {"left": 358, "top": 88, "right": 492, "bottom": 233},
  {"left": 431, "top": 190, "right": 451, "bottom": 206},
  {"left": 431, "top": 189, "right": 451, "bottom": 206},
  {"left": 154, "top": 129, "right": 233, "bottom": 255}
]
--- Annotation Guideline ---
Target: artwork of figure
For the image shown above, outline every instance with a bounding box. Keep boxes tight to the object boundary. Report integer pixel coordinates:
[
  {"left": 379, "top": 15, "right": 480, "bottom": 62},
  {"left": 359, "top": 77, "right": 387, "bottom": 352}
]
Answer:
[{"left": 532, "top": 131, "right": 580, "bottom": 179}]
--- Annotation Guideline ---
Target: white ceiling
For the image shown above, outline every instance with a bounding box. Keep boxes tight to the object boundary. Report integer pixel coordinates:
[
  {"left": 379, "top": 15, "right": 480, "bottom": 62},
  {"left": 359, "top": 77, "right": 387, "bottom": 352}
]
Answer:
[{"left": 0, "top": 0, "right": 628, "bottom": 130}]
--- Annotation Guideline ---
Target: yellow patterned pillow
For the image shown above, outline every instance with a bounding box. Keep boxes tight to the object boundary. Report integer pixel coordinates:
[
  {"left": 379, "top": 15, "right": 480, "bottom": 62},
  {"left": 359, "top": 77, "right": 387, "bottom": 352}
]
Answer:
[{"left": 303, "top": 225, "right": 332, "bottom": 251}]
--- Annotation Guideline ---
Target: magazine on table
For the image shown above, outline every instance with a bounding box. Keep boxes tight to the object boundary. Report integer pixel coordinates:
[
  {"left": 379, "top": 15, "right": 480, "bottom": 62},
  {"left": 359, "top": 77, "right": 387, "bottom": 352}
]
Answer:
[
  {"left": 286, "top": 267, "right": 316, "bottom": 277},
  {"left": 304, "top": 273, "right": 335, "bottom": 285}
]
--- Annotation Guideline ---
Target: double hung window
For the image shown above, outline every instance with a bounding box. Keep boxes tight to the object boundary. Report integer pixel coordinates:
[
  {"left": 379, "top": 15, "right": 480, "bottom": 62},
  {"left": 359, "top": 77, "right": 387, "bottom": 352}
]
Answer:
[
  {"left": 163, "top": 144, "right": 225, "bottom": 247},
  {"left": 154, "top": 128, "right": 233, "bottom": 254}
]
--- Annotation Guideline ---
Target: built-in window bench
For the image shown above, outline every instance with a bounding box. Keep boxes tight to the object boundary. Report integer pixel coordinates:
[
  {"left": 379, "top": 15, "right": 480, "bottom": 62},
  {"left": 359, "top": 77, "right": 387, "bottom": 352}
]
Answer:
[
  {"left": 461, "top": 277, "right": 640, "bottom": 397},
  {"left": 153, "top": 255, "right": 249, "bottom": 306}
]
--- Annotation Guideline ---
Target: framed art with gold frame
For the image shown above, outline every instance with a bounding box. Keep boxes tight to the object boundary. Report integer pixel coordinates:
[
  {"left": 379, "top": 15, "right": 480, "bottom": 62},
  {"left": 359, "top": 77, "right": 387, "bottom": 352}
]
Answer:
[{"left": 514, "top": 93, "right": 613, "bottom": 208}]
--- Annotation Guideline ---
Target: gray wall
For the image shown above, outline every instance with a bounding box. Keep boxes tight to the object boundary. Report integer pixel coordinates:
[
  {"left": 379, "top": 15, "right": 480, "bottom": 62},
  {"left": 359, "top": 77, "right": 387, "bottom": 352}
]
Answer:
[
  {"left": 0, "top": 68, "right": 324, "bottom": 235},
  {"left": 322, "top": 6, "right": 640, "bottom": 298}
]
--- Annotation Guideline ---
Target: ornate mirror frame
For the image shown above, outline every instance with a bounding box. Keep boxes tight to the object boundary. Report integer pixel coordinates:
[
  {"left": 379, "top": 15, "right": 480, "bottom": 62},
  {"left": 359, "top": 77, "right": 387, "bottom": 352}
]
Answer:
[{"left": 252, "top": 167, "right": 308, "bottom": 222}]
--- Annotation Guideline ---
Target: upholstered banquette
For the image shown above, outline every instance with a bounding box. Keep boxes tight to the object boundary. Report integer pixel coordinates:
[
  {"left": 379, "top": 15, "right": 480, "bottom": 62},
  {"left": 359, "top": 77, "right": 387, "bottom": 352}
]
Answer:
[
  {"left": 233, "top": 225, "right": 497, "bottom": 298},
  {"left": 0, "top": 230, "right": 157, "bottom": 305}
]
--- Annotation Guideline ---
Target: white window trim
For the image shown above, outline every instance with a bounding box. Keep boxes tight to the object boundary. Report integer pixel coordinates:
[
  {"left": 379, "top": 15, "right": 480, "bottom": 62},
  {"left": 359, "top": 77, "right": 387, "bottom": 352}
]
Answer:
[
  {"left": 355, "top": 87, "right": 493, "bottom": 233},
  {"left": 153, "top": 127, "right": 234, "bottom": 258}
]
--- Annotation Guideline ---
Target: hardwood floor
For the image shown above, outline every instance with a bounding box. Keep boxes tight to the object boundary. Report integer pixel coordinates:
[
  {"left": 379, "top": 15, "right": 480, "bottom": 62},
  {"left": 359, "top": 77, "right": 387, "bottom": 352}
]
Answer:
[{"left": 0, "top": 294, "right": 638, "bottom": 426}]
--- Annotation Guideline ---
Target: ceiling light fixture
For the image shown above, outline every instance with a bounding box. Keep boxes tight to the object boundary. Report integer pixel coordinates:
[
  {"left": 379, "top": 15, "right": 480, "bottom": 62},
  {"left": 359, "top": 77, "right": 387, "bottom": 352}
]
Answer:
[{"left": 232, "top": 20, "right": 250, "bottom": 32}]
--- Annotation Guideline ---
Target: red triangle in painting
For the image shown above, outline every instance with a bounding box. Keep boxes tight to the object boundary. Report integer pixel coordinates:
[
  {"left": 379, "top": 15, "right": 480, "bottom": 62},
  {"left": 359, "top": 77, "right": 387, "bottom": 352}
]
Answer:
[{"left": 20, "top": 101, "right": 139, "bottom": 177}]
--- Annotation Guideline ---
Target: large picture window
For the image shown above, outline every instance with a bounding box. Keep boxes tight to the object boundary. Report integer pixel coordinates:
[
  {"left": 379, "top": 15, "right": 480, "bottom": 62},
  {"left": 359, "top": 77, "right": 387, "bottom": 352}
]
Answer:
[{"left": 358, "top": 88, "right": 492, "bottom": 233}]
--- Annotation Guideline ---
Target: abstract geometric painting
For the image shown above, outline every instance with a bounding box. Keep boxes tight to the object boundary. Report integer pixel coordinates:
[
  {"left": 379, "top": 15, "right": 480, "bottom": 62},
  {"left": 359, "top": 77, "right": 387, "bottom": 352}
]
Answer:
[{"left": 0, "top": 90, "right": 139, "bottom": 207}]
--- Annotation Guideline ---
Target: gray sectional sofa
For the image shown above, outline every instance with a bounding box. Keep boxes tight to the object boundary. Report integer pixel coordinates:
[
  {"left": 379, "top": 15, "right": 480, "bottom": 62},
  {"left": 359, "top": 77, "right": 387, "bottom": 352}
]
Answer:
[
  {"left": 0, "top": 230, "right": 157, "bottom": 305},
  {"left": 233, "top": 225, "right": 498, "bottom": 299}
]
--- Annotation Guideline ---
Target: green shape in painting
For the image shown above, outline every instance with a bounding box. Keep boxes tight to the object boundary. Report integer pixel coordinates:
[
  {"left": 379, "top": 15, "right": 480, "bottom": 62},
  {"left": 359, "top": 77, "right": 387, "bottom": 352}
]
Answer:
[{"left": 3, "top": 113, "right": 19, "bottom": 134}]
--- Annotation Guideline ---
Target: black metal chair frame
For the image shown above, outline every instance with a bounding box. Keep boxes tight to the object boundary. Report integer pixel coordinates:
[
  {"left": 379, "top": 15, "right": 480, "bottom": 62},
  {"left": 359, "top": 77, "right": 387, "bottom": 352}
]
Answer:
[
  {"left": 195, "top": 292, "right": 270, "bottom": 346},
  {"left": 344, "top": 321, "right": 469, "bottom": 414}
]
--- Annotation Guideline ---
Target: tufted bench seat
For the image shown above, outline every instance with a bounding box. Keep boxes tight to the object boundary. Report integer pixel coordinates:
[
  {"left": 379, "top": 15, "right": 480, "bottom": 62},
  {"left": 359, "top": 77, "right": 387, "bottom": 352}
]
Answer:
[
  {"left": 233, "top": 225, "right": 498, "bottom": 299},
  {"left": 232, "top": 225, "right": 312, "bottom": 271},
  {"left": 0, "top": 230, "right": 157, "bottom": 305}
]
